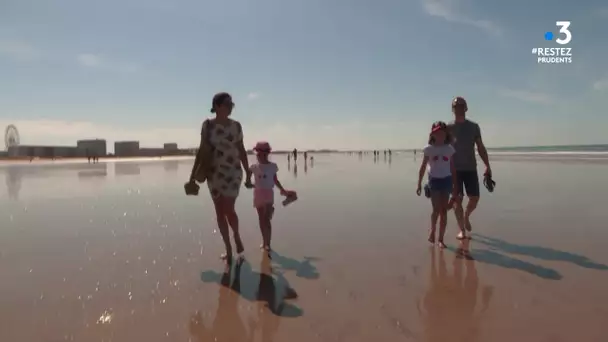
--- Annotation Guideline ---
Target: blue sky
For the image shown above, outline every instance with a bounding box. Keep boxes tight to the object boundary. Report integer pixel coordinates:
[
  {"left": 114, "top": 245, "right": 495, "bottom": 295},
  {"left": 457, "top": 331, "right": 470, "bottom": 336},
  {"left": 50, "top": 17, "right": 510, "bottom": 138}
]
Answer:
[{"left": 1, "top": 0, "right": 607, "bottom": 151}]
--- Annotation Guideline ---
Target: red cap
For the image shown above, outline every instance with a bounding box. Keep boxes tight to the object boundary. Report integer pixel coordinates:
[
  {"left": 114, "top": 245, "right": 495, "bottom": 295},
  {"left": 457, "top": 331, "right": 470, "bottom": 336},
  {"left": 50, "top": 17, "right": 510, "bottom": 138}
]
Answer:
[
  {"left": 430, "top": 121, "right": 447, "bottom": 134},
  {"left": 253, "top": 141, "right": 271, "bottom": 152}
]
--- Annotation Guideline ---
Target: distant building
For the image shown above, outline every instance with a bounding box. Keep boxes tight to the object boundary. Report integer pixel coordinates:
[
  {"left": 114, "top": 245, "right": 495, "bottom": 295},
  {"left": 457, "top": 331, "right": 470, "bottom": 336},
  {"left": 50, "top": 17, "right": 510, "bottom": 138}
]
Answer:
[
  {"left": 8, "top": 145, "right": 79, "bottom": 158},
  {"left": 77, "top": 139, "right": 107, "bottom": 157},
  {"left": 164, "top": 143, "right": 178, "bottom": 151},
  {"left": 114, "top": 141, "right": 140, "bottom": 157}
]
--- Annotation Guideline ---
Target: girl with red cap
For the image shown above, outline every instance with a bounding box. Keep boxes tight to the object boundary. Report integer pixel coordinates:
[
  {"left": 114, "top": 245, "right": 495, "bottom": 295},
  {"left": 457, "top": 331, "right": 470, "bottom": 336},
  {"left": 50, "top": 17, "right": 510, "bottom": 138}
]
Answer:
[
  {"left": 416, "top": 121, "right": 459, "bottom": 248},
  {"left": 247, "top": 141, "right": 296, "bottom": 253}
]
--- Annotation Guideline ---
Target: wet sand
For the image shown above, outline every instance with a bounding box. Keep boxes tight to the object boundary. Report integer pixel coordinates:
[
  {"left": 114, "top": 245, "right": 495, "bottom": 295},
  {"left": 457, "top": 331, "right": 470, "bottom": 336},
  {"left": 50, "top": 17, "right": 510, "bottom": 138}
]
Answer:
[{"left": 1, "top": 154, "right": 607, "bottom": 342}]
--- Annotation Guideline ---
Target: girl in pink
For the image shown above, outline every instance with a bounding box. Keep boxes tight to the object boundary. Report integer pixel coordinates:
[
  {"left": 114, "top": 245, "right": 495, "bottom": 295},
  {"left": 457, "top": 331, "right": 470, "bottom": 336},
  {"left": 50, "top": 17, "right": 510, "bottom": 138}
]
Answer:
[
  {"left": 248, "top": 141, "right": 290, "bottom": 252},
  {"left": 416, "top": 121, "right": 459, "bottom": 248}
]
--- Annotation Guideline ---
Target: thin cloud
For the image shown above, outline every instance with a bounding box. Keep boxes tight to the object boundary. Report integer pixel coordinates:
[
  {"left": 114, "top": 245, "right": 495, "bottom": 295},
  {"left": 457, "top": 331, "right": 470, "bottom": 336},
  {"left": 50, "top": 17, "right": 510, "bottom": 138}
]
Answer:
[
  {"left": 498, "top": 89, "right": 554, "bottom": 105},
  {"left": 76, "top": 53, "right": 141, "bottom": 72},
  {"left": 77, "top": 53, "right": 103, "bottom": 67},
  {"left": 0, "top": 40, "right": 41, "bottom": 61},
  {"left": 593, "top": 77, "right": 608, "bottom": 91},
  {"left": 247, "top": 92, "right": 260, "bottom": 100},
  {"left": 421, "top": 0, "right": 502, "bottom": 35}
]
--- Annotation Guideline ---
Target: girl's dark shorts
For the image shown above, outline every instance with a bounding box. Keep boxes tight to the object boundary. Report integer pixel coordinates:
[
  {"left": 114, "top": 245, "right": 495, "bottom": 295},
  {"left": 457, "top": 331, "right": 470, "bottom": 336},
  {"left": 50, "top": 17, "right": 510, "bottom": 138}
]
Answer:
[{"left": 429, "top": 176, "right": 452, "bottom": 195}]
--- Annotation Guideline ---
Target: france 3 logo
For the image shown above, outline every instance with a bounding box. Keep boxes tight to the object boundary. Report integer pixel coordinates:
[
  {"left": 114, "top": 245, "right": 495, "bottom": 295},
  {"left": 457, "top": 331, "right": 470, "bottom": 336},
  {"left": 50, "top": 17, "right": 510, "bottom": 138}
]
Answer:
[{"left": 532, "top": 21, "right": 572, "bottom": 65}]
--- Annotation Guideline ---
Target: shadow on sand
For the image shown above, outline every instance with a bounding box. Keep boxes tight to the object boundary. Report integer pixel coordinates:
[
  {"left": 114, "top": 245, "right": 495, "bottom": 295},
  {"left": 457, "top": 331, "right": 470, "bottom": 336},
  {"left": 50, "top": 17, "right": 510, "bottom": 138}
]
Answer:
[
  {"left": 201, "top": 258, "right": 303, "bottom": 318},
  {"left": 270, "top": 251, "right": 320, "bottom": 280},
  {"left": 473, "top": 234, "right": 608, "bottom": 271},
  {"left": 446, "top": 240, "right": 563, "bottom": 280}
]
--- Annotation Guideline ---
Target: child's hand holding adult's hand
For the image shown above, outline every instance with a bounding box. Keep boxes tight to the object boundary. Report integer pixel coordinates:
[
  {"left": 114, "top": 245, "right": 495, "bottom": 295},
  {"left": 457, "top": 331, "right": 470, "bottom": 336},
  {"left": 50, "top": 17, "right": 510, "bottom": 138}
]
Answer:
[{"left": 244, "top": 179, "right": 254, "bottom": 189}]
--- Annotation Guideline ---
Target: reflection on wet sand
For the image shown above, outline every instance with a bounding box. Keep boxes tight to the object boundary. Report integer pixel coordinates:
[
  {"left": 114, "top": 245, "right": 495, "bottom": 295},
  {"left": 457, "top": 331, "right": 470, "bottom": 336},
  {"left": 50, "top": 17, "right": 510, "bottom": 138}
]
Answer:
[
  {"left": 4, "top": 165, "right": 23, "bottom": 200},
  {"left": 419, "top": 240, "right": 493, "bottom": 342},
  {"left": 192, "top": 257, "right": 301, "bottom": 341},
  {"left": 163, "top": 160, "right": 179, "bottom": 172},
  {"left": 189, "top": 271, "right": 250, "bottom": 342},
  {"left": 115, "top": 162, "right": 141, "bottom": 176},
  {"left": 78, "top": 163, "right": 108, "bottom": 179}
]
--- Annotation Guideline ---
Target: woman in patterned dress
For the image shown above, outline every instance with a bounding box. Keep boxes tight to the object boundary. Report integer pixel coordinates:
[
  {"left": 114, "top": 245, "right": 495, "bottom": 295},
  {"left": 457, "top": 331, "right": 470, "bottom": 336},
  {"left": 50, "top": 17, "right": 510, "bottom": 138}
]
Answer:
[{"left": 188, "top": 92, "right": 252, "bottom": 262}]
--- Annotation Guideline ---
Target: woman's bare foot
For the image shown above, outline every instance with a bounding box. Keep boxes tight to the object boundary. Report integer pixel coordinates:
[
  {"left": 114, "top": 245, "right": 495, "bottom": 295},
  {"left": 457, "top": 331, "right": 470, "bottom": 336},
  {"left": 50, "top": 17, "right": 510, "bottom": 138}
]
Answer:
[
  {"left": 437, "top": 240, "right": 447, "bottom": 249},
  {"left": 428, "top": 235, "right": 436, "bottom": 244},
  {"left": 456, "top": 231, "right": 467, "bottom": 240},
  {"left": 220, "top": 253, "right": 232, "bottom": 262}
]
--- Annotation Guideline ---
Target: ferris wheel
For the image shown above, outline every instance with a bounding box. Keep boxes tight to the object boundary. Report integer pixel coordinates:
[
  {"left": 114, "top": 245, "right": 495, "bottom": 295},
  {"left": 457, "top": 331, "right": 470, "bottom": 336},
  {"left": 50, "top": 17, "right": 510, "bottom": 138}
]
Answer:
[{"left": 5, "top": 125, "right": 20, "bottom": 151}]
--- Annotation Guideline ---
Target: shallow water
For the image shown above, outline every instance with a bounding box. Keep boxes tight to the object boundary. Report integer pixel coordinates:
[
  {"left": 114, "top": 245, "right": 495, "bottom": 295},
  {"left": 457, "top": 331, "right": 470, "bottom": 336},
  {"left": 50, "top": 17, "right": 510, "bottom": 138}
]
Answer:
[{"left": 1, "top": 154, "right": 607, "bottom": 341}]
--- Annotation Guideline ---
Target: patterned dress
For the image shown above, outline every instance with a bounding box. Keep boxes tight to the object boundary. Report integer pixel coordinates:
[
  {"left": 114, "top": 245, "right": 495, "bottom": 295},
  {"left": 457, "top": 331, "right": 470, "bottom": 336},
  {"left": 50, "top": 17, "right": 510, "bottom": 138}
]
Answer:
[{"left": 202, "top": 118, "right": 244, "bottom": 199}]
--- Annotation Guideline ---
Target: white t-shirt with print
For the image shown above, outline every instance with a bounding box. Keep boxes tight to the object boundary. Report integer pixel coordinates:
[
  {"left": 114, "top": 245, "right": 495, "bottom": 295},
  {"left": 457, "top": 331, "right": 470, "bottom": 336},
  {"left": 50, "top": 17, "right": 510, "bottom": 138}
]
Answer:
[
  {"left": 423, "top": 144, "right": 455, "bottom": 179},
  {"left": 251, "top": 162, "right": 278, "bottom": 190}
]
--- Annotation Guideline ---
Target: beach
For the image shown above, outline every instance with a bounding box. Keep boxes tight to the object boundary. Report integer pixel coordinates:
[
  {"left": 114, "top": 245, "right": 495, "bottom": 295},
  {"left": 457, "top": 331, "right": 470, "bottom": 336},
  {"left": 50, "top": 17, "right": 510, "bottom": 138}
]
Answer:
[{"left": 1, "top": 154, "right": 607, "bottom": 342}]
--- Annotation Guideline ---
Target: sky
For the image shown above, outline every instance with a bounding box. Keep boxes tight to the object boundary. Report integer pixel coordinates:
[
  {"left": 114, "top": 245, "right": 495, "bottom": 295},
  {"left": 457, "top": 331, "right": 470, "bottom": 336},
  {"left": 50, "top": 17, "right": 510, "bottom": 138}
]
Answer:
[{"left": 1, "top": 0, "right": 607, "bottom": 152}]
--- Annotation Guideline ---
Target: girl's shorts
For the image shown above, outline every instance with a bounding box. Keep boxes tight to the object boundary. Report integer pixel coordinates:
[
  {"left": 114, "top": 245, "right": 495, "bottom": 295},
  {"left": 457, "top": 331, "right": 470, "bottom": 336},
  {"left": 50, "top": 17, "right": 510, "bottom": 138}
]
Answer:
[
  {"left": 253, "top": 188, "right": 274, "bottom": 208},
  {"left": 428, "top": 176, "right": 452, "bottom": 195}
]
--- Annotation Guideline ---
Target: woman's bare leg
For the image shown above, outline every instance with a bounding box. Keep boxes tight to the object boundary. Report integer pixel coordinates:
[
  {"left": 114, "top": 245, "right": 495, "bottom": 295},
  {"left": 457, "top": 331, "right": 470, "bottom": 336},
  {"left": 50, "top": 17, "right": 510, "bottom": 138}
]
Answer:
[
  {"left": 212, "top": 197, "right": 232, "bottom": 260},
  {"left": 224, "top": 196, "right": 244, "bottom": 254}
]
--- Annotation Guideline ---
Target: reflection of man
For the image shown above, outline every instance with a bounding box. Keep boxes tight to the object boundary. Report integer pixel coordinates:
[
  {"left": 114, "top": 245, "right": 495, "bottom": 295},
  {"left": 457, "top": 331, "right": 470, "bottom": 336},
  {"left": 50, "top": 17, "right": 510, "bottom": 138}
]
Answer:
[
  {"left": 420, "top": 244, "right": 493, "bottom": 342},
  {"left": 448, "top": 97, "right": 492, "bottom": 240}
]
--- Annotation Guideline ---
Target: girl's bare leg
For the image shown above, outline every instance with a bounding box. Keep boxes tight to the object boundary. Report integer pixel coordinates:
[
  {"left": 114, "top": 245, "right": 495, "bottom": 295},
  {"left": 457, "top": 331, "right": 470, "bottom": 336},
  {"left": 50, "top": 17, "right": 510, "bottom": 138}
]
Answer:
[
  {"left": 257, "top": 206, "right": 268, "bottom": 249},
  {"left": 266, "top": 205, "right": 274, "bottom": 250},
  {"left": 429, "top": 195, "right": 441, "bottom": 244}
]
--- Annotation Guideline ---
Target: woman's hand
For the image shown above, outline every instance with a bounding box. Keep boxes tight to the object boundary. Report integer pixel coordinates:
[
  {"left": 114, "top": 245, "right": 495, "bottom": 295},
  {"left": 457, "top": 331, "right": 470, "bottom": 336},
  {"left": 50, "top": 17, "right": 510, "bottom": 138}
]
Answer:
[
  {"left": 416, "top": 183, "right": 422, "bottom": 196},
  {"left": 280, "top": 189, "right": 288, "bottom": 196}
]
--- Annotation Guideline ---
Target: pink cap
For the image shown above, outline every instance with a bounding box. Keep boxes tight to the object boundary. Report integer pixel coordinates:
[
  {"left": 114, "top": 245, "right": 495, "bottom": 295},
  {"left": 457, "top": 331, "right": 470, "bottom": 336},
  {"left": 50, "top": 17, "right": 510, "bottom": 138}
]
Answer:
[{"left": 253, "top": 141, "right": 271, "bottom": 152}]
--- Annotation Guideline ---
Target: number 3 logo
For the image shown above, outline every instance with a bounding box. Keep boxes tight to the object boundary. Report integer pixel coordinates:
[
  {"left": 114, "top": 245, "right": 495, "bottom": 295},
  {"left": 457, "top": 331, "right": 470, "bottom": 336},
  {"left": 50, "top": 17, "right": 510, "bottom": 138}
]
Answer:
[{"left": 555, "top": 21, "right": 572, "bottom": 45}]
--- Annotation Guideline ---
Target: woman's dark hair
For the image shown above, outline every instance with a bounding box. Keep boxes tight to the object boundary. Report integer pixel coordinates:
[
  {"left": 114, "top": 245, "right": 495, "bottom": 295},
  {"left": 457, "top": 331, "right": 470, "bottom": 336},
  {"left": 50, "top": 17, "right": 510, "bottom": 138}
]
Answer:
[
  {"left": 428, "top": 121, "right": 452, "bottom": 145},
  {"left": 210, "top": 92, "right": 232, "bottom": 113}
]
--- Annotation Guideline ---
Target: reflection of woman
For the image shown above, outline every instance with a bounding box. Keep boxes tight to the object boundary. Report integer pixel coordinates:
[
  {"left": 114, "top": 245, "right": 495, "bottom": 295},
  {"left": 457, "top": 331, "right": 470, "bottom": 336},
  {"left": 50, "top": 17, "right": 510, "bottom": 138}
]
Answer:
[
  {"left": 249, "top": 257, "right": 280, "bottom": 342},
  {"left": 419, "top": 243, "right": 493, "bottom": 342},
  {"left": 189, "top": 271, "right": 252, "bottom": 342},
  {"left": 188, "top": 92, "right": 252, "bottom": 262}
]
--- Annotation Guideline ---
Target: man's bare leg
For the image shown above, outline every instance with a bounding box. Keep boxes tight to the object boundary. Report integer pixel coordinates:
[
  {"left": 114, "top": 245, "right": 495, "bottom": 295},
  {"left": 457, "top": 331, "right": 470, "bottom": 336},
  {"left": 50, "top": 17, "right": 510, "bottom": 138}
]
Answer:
[
  {"left": 453, "top": 196, "right": 467, "bottom": 239},
  {"left": 464, "top": 196, "right": 479, "bottom": 232}
]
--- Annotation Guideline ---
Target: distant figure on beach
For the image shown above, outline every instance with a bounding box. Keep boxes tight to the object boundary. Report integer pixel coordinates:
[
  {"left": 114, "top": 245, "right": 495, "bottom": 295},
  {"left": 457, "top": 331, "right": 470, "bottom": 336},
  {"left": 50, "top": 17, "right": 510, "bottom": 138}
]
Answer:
[
  {"left": 303, "top": 151, "right": 307, "bottom": 161},
  {"left": 448, "top": 96, "right": 492, "bottom": 240},
  {"left": 310, "top": 156, "right": 314, "bottom": 167},
  {"left": 287, "top": 154, "right": 290, "bottom": 163},
  {"left": 292, "top": 149, "right": 297, "bottom": 162},
  {"left": 188, "top": 92, "right": 252, "bottom": 262},
  {"left": 416, "top": 121, "right": 458, "bottom": 248},
  {"left": 247, "top": 141, "right": 293, "bottom": 252}
]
